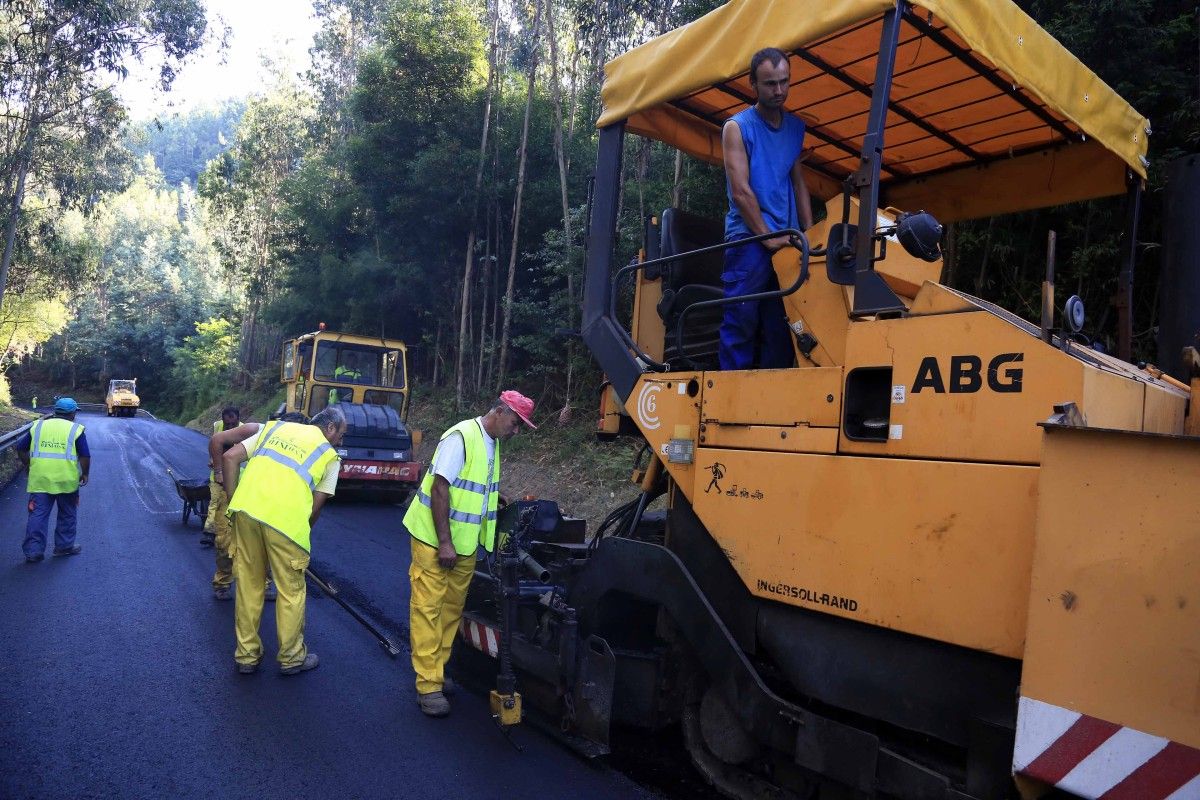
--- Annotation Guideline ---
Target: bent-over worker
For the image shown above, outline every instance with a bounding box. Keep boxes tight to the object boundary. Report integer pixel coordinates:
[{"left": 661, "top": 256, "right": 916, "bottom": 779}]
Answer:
[
  {"left": 402, "top": 390, "right": 536, "bottom": 717},
  {"left": 208, "top": 410, "right": 279, "bottom": 602},
  {"left": 223, "top": 407, "right": 346, "bottom": 675},
  {"left": 17, "top": 397, "right": 90, "bottom": 562}
]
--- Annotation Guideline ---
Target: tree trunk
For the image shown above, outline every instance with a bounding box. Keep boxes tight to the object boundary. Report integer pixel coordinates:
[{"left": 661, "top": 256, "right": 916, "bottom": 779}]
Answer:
[
  {"left": 973, "top": 218, "right": 996, "bottom": 297},
  {"left": 671, "top": 149, "right": 684, "bottom": 208},
  {"left": 454, "top": 0, "right": 501, "bottom": 410},
  {"left": 496, "top": 0, "right": 543, "bottom": 389},
  {"left": 941, "top": 222, "right": 957, "bottom": 287},
  {"left": 0, "top": 137, "right": 34, "bottom": 314},
  {"left": 546, "top": 0, "right": 577, "bottom": 417}
]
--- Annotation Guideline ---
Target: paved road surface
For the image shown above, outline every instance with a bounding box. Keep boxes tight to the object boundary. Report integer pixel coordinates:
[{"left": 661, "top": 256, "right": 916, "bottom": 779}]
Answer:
[{"left": 0, "top": 412, "right": 656, "bottom": 800}]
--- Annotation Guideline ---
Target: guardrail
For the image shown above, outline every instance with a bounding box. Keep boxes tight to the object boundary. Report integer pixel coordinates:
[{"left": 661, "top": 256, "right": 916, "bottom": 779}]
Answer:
[
  {"left": 0, "top": 402, "right": 157, "bottom": 456},
  {"left": 0, "top": 414, "right": 47, "bottom": 455}
]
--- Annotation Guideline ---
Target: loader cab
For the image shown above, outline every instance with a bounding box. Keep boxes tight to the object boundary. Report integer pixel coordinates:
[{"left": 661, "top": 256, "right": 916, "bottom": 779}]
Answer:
[{"left": 281, "top": 330, "right": 410, "bottom": 420}]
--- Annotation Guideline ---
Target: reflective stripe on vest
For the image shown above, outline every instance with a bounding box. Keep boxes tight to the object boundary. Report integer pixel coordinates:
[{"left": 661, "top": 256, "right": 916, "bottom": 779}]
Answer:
[
  {"left": 27, "top": 418, "right": 83, "bottom": 494},
  {"left": 403, "top": 418, "right": 500, "bottom": 555},
  {"left": 227, "top": 421, "right": 337, "bottom": 552}
]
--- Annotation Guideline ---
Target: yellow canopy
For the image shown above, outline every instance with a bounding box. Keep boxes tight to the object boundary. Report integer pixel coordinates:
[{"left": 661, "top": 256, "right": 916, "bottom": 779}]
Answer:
[{"left": 598, "top": 0, "right": 1150, "bottom": 222}]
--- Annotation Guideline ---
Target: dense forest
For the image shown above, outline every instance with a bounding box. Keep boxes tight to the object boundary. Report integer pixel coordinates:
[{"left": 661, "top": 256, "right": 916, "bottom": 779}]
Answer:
[{"left": 1, "top": 0, "right": 1197, "bottom": 421}]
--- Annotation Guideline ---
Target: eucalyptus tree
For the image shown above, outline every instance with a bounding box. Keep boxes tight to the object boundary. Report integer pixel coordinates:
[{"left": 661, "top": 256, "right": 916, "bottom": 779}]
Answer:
[{"left": 0, "top": 0, "right": 208, "bottom": 311}]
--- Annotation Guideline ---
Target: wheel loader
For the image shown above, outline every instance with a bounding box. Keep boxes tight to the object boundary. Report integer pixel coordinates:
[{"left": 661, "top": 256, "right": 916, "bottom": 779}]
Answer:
[{"left": 454, "top": 1, "right": 1200, "bottom": 797}]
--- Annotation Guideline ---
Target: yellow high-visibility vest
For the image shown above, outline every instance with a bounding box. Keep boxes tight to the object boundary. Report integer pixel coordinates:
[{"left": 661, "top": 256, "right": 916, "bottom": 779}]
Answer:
[
  {"left": 227, "top": 421, "right": 338, "bottom": 552},
  {"left": 27, "top": 417, "right": 84, "bottom": 494},
  {"left": 403, "top": 418, "right": 500, "bottom": 555}
]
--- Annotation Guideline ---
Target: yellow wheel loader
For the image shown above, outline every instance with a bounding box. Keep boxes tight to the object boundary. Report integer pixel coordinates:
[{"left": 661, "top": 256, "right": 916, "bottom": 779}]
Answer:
[{"left": 455, "top": 1, "right": 1200, "bottom": 798}]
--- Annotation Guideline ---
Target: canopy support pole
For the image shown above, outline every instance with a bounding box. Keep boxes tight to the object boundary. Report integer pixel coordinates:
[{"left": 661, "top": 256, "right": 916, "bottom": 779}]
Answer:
[
  {"left": 583, "top": 123, "right": 643, "bottom": 401},
  {"left": 851, "top": 1, "right": 907, "bottom": 316}
]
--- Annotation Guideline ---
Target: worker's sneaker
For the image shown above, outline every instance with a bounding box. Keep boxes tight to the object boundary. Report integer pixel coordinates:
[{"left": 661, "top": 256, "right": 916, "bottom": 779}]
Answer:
[
  {"left": 52, "top": 545, "right": 81, "bottom": 557},
  {"left": 264, "top": 580, "right": 277, "bottom": 602},
  {"left": 280, "top": 653, "right": 319, "bottom": 676},
  {"left": 236, "top": 660, "right": 261, "bottom": 675},
  {"left": 24, "top": 553, "right": 44, "bottom": 563},
  {"left": 213, "top": 586, "right": 233, "bottom": 601},
  {"left": 418, "top": 691, "right": 450, "bottom": 717}
]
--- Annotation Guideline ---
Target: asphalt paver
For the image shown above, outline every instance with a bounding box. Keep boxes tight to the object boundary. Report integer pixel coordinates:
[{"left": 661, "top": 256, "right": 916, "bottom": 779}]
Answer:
[{"left": 0, "top": 412, "right": 657, "bottom": 800}]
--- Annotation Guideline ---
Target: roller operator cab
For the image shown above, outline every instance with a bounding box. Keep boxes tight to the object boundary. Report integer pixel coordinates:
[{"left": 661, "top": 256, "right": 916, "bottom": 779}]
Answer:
[
  {"left": 454, "top": 2, "right": 1200, "bottom": 799},
  {"left": 105, "top": 379, "right": 140, "bottom": 417},
  {"left": 279, "top": 330, "right": 421, "bottom": 502}
]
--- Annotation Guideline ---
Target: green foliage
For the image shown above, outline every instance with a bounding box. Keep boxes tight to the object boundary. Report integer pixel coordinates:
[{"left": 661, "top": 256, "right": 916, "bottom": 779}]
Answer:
[
  {"left": 0, "top": 0, "right": 210, "bottom": 308},
  {"left": 128, "top": 101, "right": 244, "bottom": 187},
  {"left": 0, "top": 293, "right": 68, "bottom": 371},
  {"left": 29, "top": 159, "right": 233, "bottom": 416},
  {"left": 170, "top": 318, "right": 239, "bottom": 419},
  {"left": 944, "top": 1, "right": 1200, "bottom": 360}
]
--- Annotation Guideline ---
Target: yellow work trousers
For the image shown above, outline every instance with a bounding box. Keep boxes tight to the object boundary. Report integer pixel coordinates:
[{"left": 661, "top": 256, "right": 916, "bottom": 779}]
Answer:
[
  {"left": 231, "top": 513, "right": 310, "bottom": 668},
  {"left": 204, "top": 478, "right": 219, "bottom": 534},
  {"left": 409, "top": 538, "right": 476, "bottom": 695},
  {"left": 210, "top": 480, "right": 233, "bottom": 589}
]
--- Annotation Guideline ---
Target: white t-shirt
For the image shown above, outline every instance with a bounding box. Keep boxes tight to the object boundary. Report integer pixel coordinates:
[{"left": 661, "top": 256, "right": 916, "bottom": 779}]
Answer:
[
  {"left": 431, "top": 418, "right": 495, "bottom": 519},
  {"left": 238, "top": 429, "right": 339, "bottom": 495}
]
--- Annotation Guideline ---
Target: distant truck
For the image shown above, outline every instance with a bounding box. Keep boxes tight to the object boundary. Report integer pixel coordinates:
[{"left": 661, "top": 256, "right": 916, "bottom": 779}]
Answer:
[
  {"left": 105, "top": 379, "right": 140, "bottom": 417},
  {"left": 278, "top": 328, "right": 420, "bottom": 502}
]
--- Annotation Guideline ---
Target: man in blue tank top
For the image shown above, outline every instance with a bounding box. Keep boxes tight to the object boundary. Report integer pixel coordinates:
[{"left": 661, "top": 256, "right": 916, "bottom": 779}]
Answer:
[{"left": 720, "top": 47, "right": 813, "bottom": 370}]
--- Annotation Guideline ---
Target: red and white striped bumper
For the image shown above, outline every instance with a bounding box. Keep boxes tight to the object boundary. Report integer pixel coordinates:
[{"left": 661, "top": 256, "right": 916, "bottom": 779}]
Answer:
[
  {"left": 1014, "top": 697, "right": 1200, "bottom": 799},
  {"left": 459, "top": 617, "right": 499, "bottom": 658}
]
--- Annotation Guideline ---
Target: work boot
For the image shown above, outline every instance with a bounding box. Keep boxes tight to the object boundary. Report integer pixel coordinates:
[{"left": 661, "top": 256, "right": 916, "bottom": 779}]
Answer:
[
  {"left": 236, "top": 660, "right": 261, "bottom": 675},
  {"left": 52, "top": 545, "right": 81, "bottom": 557},
  {"left": 280, "top": 653, "right": 319, "bottom": 676},
  {"left": 213, "top": 585, "right": 233, "bottom": 601},
  {"left": 418, "top": 691, "right": 450, "bottom": 717},
  {"left": 25, "top": 553, "right": 44, "bottom": 563},
  {"left": 264, "top": 579, "right": 277, "bottom": 602}
]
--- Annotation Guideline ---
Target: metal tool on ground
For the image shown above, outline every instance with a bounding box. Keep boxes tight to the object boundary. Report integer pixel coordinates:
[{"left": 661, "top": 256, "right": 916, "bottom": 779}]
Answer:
[
  {"left": 304, "top": 565, "right": 401, "bottom": 658},
  {"left": 490, "top": 507, "right": 526, "bottom": 731}
]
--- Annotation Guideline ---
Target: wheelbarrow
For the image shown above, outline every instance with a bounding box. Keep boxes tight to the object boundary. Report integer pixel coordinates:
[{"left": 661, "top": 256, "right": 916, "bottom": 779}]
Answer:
[{"left": 166, "top": 467, "right": 211, "bottom": 527}]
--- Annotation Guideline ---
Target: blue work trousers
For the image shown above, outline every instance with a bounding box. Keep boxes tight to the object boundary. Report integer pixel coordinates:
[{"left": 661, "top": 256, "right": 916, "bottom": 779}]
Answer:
[
  {"left": 24, "top": 492, "right": 79, "bottom": 557},
  {"left": 718, "top": 238, "right": 795, "bottom": 370}
]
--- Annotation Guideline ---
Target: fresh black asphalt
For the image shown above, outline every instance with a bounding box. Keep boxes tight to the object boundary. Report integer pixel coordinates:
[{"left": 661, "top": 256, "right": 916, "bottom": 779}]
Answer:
[{"left": 0, "top": 412, "right": 657, "bottom": 800}]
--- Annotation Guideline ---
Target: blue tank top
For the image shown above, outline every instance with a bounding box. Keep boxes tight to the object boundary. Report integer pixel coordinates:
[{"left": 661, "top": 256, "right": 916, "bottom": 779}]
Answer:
[{"left": 724, "top": 107, "right": 806, "bottom": 240}]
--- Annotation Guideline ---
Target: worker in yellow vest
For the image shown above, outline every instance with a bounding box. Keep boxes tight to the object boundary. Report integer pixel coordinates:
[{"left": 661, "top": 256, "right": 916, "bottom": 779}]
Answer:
[
  {"left": 403, "top": 390, "right": 536, "bottom": 717},
  {"left": 222, "top": 407, "right": 346, "bottom": 675},
  {"left": 16, "top": 397, "right": 90, "bottom": 562},
  {"left": 202, "top": 408, "right": 240, "bottom": 544},
  {"left": 330, "top": 355, "right": 362, "bottom": 405}
]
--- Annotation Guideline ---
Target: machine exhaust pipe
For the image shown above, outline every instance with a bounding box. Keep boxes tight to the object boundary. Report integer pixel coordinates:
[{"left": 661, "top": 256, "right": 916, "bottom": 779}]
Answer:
[{"left": 517, "top": 548, "right": 550, "bottom": 583}]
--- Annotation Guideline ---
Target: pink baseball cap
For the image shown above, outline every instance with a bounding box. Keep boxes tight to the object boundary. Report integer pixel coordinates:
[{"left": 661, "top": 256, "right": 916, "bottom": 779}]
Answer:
[{"left": 500, "top": 390, "right": 537, "bottom": 429}]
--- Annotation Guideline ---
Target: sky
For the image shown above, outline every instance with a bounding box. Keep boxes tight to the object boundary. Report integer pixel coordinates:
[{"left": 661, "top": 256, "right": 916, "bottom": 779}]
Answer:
[{"left": 118, "top": 0, "right": 321, "bottom": 120}]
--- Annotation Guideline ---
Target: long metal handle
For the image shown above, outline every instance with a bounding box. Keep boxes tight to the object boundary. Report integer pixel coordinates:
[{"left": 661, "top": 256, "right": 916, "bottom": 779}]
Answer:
[{"left": 305, "top": 566, "right": 401, "bottom": 658}]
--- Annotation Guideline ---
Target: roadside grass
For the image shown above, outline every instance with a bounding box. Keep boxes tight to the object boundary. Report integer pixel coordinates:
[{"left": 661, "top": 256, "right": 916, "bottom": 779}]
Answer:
[{"left": 0, "top": 403, "right": 38, "bottom": 489}]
